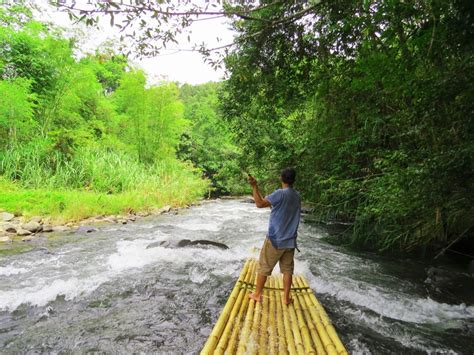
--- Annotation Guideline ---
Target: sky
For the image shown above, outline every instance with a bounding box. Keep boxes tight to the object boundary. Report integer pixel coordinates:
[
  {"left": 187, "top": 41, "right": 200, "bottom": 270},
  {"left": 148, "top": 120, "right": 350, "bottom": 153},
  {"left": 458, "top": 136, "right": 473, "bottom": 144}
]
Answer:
[
  {"left": 137, "top": 16, "right": 235, "bottom": 85},
  {"left": 33, "top": 1, "right": 236, "bottom": 85}
]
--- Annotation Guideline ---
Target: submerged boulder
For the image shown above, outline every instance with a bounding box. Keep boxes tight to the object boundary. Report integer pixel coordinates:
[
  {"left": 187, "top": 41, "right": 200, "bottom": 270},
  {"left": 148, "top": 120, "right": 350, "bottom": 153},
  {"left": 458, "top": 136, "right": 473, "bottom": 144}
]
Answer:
[
  {"left": 52, "top": 226, "right": 70, "bottom": 232},
  {"left": 425, "top": 266, "right": 474, "bottom": 304},
  {"left": 76, "top": 225, "right": 98, "bottom": 234},
  {"left": 147, "top": 239, "right": 229, "bottom": 250}
]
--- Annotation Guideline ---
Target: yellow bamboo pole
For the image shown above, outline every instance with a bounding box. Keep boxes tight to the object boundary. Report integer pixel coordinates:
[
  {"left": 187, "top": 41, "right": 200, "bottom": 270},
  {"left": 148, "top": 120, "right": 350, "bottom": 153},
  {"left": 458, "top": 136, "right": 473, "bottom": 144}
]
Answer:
[
  {"left": 214, "top": 259, "right": 255, "bottom": 355},
  {"left": 267, "top": 277, "right": 278, "bottom": 353},
  {"left": 226, "top": 260, "right": 254, "bottom": 354},
  {"left": 236, "top": 268, "right": 257, "bottom": 354},
  {"left": 274, "top": 275, "right": 288, "bottom": 355},
  {"left": 249, "top": 288, "right": 262, "bottom": 355},
  {"left": 287, "top": 280, "right": 306, "bottom": 354},
  {"left": 226, "top": 260, "right": 257, "bottom": 354},
  {"left": 299, "top": 276, "right": 347, "bottom": 355},
  {"left": 294, "top": 276, "right": 335, "bottom": 355},
  {"left": 247, "top": 258, "right": 261, "bottom": 355},
  {"left": 293, "top": 277, "right": 326, "bottom": 354},
  {"left": 278, "top": 276, "right": 297, "bottom": 355},
  {"left": 258, "top": 278, "right": 269, "bottom": 355},
  {"left": 249, "top": 259, "right": 256, "bottom": 283},
  {"left": 213, "top": 287, "right": 244, "bottom": 355},
  {"left": 201, "top": 260, "right": 251, "bottom": 355},
  {"left": 293, "top": 286, "right": 316, "bottom": 354}
]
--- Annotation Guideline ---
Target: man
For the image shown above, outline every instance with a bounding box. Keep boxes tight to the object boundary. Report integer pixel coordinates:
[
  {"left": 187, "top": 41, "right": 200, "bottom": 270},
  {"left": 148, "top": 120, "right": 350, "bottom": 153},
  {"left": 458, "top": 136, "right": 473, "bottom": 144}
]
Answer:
[{"left": 247, "top": 168, "right": 301, "bottom": 305}]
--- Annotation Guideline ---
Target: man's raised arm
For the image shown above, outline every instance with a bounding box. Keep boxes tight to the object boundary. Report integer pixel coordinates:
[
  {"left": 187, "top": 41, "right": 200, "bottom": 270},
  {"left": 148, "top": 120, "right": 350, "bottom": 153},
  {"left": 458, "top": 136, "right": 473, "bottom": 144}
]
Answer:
[{"left": 247, "top": 175, "right": 271, "bottom": 208}]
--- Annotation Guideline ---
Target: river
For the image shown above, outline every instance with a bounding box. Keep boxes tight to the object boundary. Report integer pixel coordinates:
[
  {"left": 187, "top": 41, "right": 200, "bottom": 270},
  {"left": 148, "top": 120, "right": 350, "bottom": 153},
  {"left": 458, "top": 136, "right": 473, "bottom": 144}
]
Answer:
[{"left": 0, "top": 199, "right": 473, "bottom": 353}]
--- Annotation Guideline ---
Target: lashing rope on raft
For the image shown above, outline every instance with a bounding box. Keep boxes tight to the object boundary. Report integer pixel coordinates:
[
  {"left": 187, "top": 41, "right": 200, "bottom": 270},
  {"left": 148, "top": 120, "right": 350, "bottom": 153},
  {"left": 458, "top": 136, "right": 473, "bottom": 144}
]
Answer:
[{"left": 237, "top": 279, "right": 312, "bottom": 291}]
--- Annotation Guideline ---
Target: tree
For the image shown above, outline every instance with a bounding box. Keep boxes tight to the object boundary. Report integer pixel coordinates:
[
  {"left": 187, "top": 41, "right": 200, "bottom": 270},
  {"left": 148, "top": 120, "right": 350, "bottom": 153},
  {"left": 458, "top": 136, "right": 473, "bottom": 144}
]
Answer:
[
  {"left": 113, "top": 71, "right": 187, "bottom": 163},
  {"left": 0, "top": 7, "right": 202, "bottom": 195},
  {"left": 220, "top": 0, "right": 474, "bottom": 252},
  {"left": 0, "top": 78, "right": 36, "bottom": 149},
  {"left": 54, "top": 0, "right": 319, "bottom": 63},
  {"left": 80, "top": 52, "right": 129, "bottom": 94},
  {"left": 178, "top": 82, "right": 243, "bottom": 194}
]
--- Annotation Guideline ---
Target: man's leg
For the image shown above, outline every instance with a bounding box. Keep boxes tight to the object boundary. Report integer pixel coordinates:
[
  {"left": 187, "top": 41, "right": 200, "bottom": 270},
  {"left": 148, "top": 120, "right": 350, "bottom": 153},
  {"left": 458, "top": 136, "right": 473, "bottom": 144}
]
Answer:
[
  {"left": 279, "top": 248, "right": 295, "bottom": 305},
  {"left": 249, "top": 273, "right": 267, "bottom": 302},
  {"left": 283, "top": 272, "right": 293, "bottom": 305},
  {"left": 250, "top": 238, "right": 279, "bottom": 302}
]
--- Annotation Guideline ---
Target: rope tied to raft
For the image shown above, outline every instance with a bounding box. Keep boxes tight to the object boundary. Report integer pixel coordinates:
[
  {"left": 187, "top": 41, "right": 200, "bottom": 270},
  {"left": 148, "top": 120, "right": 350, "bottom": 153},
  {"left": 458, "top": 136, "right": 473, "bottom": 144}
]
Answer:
[{"left": 237, "top": 280, "right": 311, "bottom": 291}]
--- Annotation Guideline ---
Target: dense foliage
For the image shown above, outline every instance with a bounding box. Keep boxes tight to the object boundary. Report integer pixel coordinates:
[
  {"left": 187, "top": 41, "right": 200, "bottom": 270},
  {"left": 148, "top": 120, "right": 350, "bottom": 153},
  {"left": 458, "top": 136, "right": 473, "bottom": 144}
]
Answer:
[
  {"left": 2, "top": 2, "right": 473, "bottom": 253},
  {"left": 178, "top": 83, "right": 245, "bottom": 195},
  {"left": 0, "top": 6, "right": 207, "bottom": 217},
  {"left": 221, "top": 0, "right": 474, "bottom": 251}
]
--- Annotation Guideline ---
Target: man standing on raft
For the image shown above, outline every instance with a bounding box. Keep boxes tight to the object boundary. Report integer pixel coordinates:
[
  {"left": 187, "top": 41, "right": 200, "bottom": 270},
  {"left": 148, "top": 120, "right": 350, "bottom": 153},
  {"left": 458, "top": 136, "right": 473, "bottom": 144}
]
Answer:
[{"left": 247, "top": 168, "right": 301, "bottom": 305}]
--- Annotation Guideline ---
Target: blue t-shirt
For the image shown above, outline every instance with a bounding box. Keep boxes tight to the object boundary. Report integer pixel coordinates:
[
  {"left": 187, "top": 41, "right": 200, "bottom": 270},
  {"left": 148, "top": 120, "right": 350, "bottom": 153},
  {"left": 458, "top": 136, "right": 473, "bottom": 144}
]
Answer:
[{"left": 265, "top": 188, "right": 301, "bottom": 249}]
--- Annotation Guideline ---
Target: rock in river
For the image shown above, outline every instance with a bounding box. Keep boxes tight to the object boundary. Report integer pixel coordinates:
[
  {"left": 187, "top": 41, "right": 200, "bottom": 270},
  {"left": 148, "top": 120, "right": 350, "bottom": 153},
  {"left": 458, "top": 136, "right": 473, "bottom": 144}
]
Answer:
[
  {"left": 158, "top": 205, "right": 172, "bottom": 214},
  {"left": 29, "top": 216, "right": 42, "bottom": 223},
  {"left": 17, "top": 229, "right": 32, "bottom": 236},
  {"left": 2, "top": 223, "right": 18, "bottom": 233},
  {"left": 52, "top": 226, "right": 70, "bottom": 233},
  {"left": 147, "top": 239, "right": 229, "bottom": 250},
  {"left": 76, "top": 225, "right": 98, "bottom": 234},
  {"left": 22, "top": 221, "right": 42, "bottom": 233},
  {"left": 42, "top": 225, "right": 53, "bottom": 233}
]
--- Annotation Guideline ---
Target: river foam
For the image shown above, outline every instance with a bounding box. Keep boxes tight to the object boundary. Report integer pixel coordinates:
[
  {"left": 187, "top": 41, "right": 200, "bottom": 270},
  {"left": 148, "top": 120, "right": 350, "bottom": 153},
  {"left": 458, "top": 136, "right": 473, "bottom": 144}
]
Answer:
[
  {"left": 309, "top": 275, "right": 474, "bottom": 324},
  {"left": 1, "top": 199, "right": 472, "bottom": 353},
  {"left": 0, "top": 265, "right": 28, "bottom": 276},
  {"left": 0, "top": 274, "right": 109, "bottom": 311}
]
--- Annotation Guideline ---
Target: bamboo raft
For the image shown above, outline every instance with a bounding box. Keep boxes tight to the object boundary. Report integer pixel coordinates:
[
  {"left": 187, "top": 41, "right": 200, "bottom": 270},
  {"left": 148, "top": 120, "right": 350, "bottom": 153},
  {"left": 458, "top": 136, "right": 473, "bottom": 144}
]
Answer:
[{"left": 201, "top": 259, "right": 347, "bottom": 355}]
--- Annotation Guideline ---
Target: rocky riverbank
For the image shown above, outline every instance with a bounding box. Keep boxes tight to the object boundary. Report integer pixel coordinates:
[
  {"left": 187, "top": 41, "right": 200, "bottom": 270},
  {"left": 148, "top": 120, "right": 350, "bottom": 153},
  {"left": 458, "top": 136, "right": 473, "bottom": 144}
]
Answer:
[{"left": 0, "top": 205, "right": 179, "bottom": 254}]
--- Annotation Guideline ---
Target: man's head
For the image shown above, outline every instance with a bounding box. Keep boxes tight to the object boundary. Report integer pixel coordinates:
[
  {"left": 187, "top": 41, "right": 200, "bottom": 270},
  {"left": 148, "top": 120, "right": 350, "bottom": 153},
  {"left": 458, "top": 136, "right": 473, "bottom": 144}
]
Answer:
[{"left": 280, "top": 167, "right": 296, "bottom": 186}]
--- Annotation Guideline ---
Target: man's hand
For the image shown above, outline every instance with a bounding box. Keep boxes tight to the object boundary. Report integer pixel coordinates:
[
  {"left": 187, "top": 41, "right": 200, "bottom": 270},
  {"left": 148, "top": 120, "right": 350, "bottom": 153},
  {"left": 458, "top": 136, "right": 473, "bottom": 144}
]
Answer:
[
  {"left": 247, "top": 174, "right": 271, "bottom": 208},
  {"left": 247, "top": 174, "right": 257, "bottom": 187}
]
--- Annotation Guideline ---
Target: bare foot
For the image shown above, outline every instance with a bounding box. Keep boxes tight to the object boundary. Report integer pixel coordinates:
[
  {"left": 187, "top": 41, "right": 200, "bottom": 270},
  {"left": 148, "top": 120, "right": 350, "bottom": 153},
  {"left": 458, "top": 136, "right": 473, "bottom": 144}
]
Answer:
[
  {"left": 284, "top": 297, "right": 293, "bottom": 306},
  {"left": 249, "top": 292, "right": 262, "bottom": 302}
]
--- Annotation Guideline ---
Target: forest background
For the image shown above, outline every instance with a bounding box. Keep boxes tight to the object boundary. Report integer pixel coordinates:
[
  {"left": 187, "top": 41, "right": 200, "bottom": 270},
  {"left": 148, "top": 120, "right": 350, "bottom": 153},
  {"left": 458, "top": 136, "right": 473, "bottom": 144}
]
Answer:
[
  {"left": 1, "top": 1, "right": 473, "bottom": 255},
  {"left": 0, "top": 5, "right": 244, "bottom": 220}
]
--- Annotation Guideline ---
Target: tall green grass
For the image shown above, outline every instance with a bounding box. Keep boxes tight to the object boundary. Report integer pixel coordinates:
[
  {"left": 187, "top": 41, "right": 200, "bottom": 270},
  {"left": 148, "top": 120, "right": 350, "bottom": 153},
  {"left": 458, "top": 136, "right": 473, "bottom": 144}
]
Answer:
[
  {"left": 0, "top": 143, "right": 208, "bottom": 221},
  {"left": 0, "top": 176, "right": 206, "bottom": 222},
  {"left": 1, "top": 143, "right": 196, "bottom": 192}
]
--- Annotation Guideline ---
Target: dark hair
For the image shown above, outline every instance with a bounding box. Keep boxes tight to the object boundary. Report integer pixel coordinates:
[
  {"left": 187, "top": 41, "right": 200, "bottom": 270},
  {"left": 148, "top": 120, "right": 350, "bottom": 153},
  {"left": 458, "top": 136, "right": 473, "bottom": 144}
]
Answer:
[{"left": 281, "top": 167, "right": 296, "bottom": 185}]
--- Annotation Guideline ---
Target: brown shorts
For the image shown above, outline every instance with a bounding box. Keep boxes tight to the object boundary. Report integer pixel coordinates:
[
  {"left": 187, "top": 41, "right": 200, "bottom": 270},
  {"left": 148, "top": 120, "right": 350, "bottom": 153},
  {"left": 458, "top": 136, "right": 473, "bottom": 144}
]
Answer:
[{"left": 257, "top": 238, "right": 295, "bottom": 276}]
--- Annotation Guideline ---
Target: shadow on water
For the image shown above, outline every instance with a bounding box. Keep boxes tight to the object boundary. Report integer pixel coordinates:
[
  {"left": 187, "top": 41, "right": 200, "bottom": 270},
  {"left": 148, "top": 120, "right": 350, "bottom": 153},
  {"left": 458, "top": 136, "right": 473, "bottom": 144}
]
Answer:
[{"left": 0, "top": 199, "right": 473, "bottom": 353}]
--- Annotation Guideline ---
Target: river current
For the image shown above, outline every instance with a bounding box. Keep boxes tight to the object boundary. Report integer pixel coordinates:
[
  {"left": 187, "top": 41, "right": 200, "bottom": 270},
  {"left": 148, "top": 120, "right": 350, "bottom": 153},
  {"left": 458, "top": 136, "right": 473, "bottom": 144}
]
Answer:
[{"left": 0, "top": 199, "right": 473, "bottom": 353}]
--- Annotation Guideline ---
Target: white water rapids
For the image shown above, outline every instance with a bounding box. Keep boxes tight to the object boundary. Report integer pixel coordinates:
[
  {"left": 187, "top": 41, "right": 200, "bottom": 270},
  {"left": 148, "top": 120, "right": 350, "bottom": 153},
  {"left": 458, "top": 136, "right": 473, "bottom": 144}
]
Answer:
[{"left": 0, "top": 199, "right": 473, "bottom": 353}]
